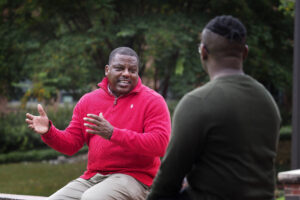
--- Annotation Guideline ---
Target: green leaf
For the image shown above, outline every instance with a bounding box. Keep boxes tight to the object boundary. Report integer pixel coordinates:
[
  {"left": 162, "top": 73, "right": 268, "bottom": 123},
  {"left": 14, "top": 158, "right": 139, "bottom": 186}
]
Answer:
[{"left": 175, "top": 57, "right": 185, "bottom": 75}]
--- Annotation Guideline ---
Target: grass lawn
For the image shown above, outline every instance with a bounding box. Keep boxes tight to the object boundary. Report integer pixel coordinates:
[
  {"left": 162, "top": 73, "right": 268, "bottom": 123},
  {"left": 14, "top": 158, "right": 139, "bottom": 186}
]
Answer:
[
  {"left": 0, "top": 158, "right": 287, "bottom": 199},
  {"left": 0, "top": 160, "right": 86, "bottom": 196}
]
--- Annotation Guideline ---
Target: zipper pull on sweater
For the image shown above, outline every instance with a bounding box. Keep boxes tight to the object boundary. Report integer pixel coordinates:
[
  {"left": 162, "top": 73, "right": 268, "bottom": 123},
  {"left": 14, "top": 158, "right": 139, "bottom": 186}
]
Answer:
[{"left": 114, "top": 97, "right": 118, "bottom": 105}]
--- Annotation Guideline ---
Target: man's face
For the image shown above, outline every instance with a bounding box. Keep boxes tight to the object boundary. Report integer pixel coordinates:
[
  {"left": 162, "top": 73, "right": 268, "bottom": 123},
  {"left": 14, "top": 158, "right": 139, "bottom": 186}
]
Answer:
[{"left": 105, "top": 54, "right": 139, "bottom": 97}]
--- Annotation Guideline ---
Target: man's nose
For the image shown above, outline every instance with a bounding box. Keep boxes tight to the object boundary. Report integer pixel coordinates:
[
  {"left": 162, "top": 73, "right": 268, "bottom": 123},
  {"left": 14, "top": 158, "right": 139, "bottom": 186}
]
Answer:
[{"left": 122, "top": 69, "right": 130, "bottom": 77}]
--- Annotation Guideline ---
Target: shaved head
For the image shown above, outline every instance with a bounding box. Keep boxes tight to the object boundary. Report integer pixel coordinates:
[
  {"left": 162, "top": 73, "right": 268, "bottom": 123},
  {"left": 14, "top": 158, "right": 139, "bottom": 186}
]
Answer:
[
  {"left": 201, "top": 29, "right": 245, "bottom": 60},
  {"left": 201, "top": 15, "right": 247, "bottom": 60},
  {"left": 199, "top": 15, "right": 248, "bottom": 78},
  {"left": 204, "top": 15, "right": 246, "bottom": 42}
]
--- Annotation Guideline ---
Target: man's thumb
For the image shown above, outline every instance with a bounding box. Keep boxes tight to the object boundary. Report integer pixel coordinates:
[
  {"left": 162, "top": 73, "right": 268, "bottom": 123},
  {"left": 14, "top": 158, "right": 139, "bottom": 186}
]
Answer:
[{"left": 37, "top": 104, "right": 47, "bottom": 117}]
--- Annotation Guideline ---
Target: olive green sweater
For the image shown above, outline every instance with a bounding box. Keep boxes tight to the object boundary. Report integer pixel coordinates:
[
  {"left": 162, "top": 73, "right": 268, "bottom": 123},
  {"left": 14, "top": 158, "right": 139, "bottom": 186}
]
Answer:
[{"left": 147, "top": 75, "right": 281, "bottom": 200}]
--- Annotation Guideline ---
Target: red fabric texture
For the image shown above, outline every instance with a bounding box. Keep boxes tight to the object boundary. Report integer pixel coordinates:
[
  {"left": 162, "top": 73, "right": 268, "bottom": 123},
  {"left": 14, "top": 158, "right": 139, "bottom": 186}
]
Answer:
[{"left": 41, "top": 77, "right": 171, "bottom": 186}]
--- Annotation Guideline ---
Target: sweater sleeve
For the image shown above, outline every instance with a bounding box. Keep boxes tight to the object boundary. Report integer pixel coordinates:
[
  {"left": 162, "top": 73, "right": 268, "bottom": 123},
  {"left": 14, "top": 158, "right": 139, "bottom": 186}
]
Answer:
[
  {"left": 41, "top": 100, "right": 85, "bottom": 156},
  {"left": 109, "top": 96, "right": 171, "bottom": 157},
  {"left": 147, "top": 94, "right": 206, "bottom": 199}
]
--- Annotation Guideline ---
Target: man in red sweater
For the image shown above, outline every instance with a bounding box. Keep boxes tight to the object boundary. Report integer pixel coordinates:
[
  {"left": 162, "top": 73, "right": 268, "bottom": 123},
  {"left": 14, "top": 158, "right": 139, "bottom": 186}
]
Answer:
[{"left": 25, "top": 47, "right": 171, "bottom": 200}]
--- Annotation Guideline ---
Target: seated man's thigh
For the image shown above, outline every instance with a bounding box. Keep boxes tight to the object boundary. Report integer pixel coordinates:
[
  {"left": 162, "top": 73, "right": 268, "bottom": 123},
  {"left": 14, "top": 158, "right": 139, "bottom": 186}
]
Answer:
[
  {"left": 48, "top": 178, "right": 92, "bottom": 200},
  {"left": 81, "top": 173, "right": 149, "bottom": 200}
]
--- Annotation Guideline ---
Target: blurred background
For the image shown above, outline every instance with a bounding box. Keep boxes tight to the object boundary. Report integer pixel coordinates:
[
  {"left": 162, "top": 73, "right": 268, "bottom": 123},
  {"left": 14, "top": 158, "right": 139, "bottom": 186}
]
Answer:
[{"left": 0, "top": 0, "right": 295, "bottom": 198}]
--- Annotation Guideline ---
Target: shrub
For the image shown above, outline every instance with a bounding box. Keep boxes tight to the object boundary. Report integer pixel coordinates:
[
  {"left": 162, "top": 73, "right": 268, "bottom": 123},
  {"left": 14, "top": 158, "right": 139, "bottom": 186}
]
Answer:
[
  {"left": 167, "top": 99, "right": 179, "bottom": 117},
  {"left": 279, "top": 126, "right": 292, "bottom": 140},
  {"left": 0, "top": 104, "right": 74, "bottom": 153},
  {"left": 0, "top": 146, "right": 88, "bottom": 164}
]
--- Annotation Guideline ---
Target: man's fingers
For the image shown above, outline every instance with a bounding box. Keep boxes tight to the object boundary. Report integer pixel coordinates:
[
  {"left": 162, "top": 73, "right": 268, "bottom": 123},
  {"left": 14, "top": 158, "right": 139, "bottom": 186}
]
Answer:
[
  {"left": 26, "top": 113, "right": 34, "bottom": 120},
  {"left": 25, "top": 119, "right": 33, "bottom": 125},
  {"left": 84, "top": 117, "right": 100, "bottom": 125},
  {"left": 37, "top": 104, "right": 47, "bottom": 117},
  {"left": 86, "top": 114, "right": 100, "bottom": 120},
  {"left": 86, "top": 129, "right": 98, "bottom": 134},
  {"left": 84, "top": 123, "right": 103, "bottom": 135},
  {"left": 28, "top": 124, "right": 34, "bottom": 130},
  {"left": 84, "top": 123, "right": 99, "bottom": 130}
]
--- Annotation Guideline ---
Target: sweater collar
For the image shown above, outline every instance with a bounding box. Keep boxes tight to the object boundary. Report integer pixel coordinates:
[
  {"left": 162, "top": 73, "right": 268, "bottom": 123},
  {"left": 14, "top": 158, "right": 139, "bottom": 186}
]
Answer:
[{"left": 97, "top": 77, "right": 142, "bottom": 96}]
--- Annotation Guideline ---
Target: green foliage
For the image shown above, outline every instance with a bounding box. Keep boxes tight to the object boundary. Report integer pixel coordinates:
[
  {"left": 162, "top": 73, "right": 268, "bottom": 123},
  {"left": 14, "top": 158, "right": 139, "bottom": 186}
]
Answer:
[
  {"left": 0, "top": 0, "right": 294, "bottom": 124},
  {"left": 166, "top": 99, "right": 179, "bottom": 117},
  {"left": 280, "top": 126, "right": 292, "bottom": 135},
  {"left": 0, "top": 146, "right": 88, "bottom": 164},
  {"left": 0, "top": 105, "right": 74, "bottom": 153},
  {"left": 0, "top": 149, "right": 59, "bottom": 164},
  {"left": 0, "top": 110, "right": 43, "bottom": 153},
  {"left": 279, "top": 125, "right": 292, "bottom": 140},
  {"left": 279, "top": 0, "right": 295, "bottom": 17},
  {"left": 0, "top": 0, "right": 115, "bottom": 102}
]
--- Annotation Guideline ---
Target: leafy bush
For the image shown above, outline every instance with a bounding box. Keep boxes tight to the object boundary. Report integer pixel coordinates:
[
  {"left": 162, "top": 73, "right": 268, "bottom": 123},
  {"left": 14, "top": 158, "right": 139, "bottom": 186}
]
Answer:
[
  {"left": 166, "top": 99, "right": 179, "bottom": 117},
  {"left": 0, "top": 104, "right": 74, "bottom": 153},
  {"left": 0, "top": 110, "right": 42, "bottom": 153},
  {"left": 279, "top": 126, "right": 292, "bottom": 140},
  {"left": 0, "top": 146, "right": 88, "bottom": 164}
]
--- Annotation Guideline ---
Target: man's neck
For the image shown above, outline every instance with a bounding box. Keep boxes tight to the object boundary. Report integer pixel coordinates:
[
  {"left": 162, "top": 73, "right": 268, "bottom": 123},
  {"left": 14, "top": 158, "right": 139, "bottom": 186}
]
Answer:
[
  {"left": 107, "top": 85, "right": 120, "bottom": 97},
  {"left": 210, "top": 68, "right": 245, "bottom": 81}
]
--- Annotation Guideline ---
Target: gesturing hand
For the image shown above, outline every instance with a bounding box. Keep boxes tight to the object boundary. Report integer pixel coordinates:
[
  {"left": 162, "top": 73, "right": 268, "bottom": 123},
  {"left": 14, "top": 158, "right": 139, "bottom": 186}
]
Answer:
[
  {"left": 25, "top": 104, "right": 50, "bottom": 135},
  {"left": 83, "top": 113, "right": 114, "bottom": 140}
]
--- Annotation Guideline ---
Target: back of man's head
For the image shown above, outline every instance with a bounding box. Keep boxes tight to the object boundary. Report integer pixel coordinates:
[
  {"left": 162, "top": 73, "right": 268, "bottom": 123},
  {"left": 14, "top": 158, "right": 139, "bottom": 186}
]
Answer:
[
  {"left": 204, "top": 15, "right": 246, "bottom": 44},
  {"left": 202, "top": 15, "right": 247, "bottom": 59}
]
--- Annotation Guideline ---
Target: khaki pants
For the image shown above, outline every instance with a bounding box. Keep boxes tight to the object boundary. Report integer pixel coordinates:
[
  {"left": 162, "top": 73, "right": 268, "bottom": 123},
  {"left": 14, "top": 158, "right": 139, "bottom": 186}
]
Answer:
[{"left": 48, "top": 173, "right": 149, "bottom": 200}]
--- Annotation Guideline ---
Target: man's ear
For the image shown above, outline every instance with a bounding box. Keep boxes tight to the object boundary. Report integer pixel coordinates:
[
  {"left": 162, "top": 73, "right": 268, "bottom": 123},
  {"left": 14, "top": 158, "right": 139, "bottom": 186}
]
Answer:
[
  {"left": 243, "top": 45, "right": 249, "bottom": 60},
  {"left": 201, "top": 44, "right": 208, "bottom": 60},
  {"left": 105, "top": 65, "right": 109, "bottom": 76}
]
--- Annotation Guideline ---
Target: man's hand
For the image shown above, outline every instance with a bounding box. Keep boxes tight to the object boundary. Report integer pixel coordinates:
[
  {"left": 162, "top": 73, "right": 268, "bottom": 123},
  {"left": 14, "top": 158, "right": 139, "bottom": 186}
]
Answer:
[
  {"left": 25, "top": 104, "right": 50, "bottom": 135},
  {"left": 83, "top": 113, "right": 114, "bottom": 140}
]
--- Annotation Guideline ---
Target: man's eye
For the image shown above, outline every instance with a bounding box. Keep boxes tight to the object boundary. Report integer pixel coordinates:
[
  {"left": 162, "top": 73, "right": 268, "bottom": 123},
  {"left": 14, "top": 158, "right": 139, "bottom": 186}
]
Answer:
[{"left": 115, "top": 67, "right": 123, "bottom": 71}]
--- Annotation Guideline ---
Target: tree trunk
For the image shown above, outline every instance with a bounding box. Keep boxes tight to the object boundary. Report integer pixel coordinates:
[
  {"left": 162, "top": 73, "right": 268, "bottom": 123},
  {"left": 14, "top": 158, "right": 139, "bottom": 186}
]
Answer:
[{"left": 160, "top": 50, "right": 179, "bottom": 98}]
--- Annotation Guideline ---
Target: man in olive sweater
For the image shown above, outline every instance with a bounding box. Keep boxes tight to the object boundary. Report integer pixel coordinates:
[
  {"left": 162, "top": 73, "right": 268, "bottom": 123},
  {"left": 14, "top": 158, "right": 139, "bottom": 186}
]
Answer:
[{"left": 147, "top": 15, "right": 281, "bottom": 200}]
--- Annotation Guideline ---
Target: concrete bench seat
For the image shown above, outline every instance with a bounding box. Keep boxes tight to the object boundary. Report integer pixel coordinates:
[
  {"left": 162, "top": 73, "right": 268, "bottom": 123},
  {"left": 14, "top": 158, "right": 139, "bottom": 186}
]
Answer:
[
  {"left": 278, "top": 169, "right": 300, "bottom": 200},
  {"left": 0, "top": 193, "right": 47, "bottom": 200}
]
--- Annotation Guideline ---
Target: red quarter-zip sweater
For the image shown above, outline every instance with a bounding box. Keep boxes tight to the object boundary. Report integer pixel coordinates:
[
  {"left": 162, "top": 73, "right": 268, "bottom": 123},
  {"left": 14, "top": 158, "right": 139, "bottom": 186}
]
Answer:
[{"left": 41, "top": 77, "right": 171, "bottom": 186}]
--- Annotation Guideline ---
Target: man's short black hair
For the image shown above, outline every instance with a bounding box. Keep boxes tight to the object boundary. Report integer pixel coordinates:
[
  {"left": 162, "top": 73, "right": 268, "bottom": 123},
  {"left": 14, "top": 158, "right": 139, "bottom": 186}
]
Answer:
[
  {"left": 109, "top": 47, "right": 139, "bottom": 66},
  {"left": 204, "top": 15, "right": 247, "bottom": 43}
]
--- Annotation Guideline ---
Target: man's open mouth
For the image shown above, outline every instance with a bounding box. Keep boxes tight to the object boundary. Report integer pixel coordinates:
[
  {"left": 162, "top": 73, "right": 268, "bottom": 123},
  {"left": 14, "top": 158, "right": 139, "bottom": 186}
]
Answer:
[{"left": 118, "top": 80, "right": 131, "bottom": 87}]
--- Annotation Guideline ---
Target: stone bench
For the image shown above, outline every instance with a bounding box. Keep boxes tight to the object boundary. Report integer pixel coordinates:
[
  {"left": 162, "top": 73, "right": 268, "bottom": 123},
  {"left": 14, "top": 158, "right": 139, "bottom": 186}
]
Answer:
[
  {"left": 278, "top": 169, "right": 300, "bottom": 200},
  {"left": 0, "top": 193, "right": 47, "bottom": 200}
]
